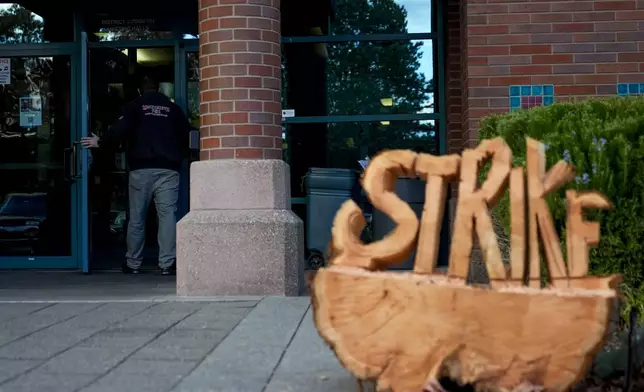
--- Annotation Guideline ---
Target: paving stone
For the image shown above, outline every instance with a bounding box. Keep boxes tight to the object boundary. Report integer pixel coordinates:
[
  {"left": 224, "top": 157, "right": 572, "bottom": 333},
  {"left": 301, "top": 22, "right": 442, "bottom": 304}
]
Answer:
[
  {"left": 174, "top": 374, "right": 280, "bottom": 392},
  {"left": 144, "top": 302, "right": 207, "bottom": 315},
  {"left": 0, "top": 328, "right": 99, "bottom": 360},
  {"left": 0, "top": 359, "right": 42, "bottom": 384},
  {"left": 0, "top": 304, "right": 51, "bottom": 322},
  {"left": 111, "top": 358, "right": 198, "bottom": 374},
  {"left": 0, "top": 304, "right": 102, "bottom": 346},
  {"left": 202, "top": 300, "right": 258, "bottom": 308},
  {"left": 173, "top": 297, "right": 310, "bottom": 392},
  {"left": 264, "top": 308, "right": 354, "bottom": 392},
  {"left": 78, "top": 330, "right": 157, "bottom": 349},
  {"left": 61, "top": 302, "right": 155, "bottom": 329},
  {"left": 108, "top": 303, "right": 201, "bottom": 330},
  {"left": 81, "top": 374, "right": 187, "bottom": 392},
  {"left": 0, "top": 372, "right": 95, "bottom": 392},
  {"left": 132, "top": 329, "right": 229, "bottom": 360},
  {"left": 38, "top": 347, "right": 134, "bottom": 374},
  {"left": 264, "top": 375, "right": 371, "bottom": 392},
  {"left": 80, "top": 359, "right": 198, "bottom": 392},
  {"left": 173, "top": 306, "right": 251, "bottom": 330}
]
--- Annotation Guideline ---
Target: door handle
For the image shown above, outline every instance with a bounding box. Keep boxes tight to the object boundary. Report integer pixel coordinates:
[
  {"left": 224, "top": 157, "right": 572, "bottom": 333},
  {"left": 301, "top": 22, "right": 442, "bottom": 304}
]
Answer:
[
  {"left": 63, "top": 146, "right": 73, "bottom": 182},
  {"left": 64, "top": 142, "right": 82, "bottom": 181},
  {"left": 71, "top": 141, "right": 81, "bottom": 180}
]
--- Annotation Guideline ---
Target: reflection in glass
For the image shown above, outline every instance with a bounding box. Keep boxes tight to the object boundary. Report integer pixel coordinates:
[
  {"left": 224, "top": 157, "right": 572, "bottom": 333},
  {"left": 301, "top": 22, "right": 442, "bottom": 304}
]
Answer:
[
  {"left": 327, "top": 120, "right": 437, "bottom": 168},
  {"left": 281, "top": 0, "right": 432, "bottom": 37},
  {"left": 284, "top": 120, "right": 437, "bottom": 196},
  {"left": 0, "top": 56, "right": 72, "bottom": 256},
  {"left": 330, "top": 40, "right": 434, "bottom": 115},
  {"left": 0, "top": 3, "right": 72, "bottom": 43},
  {"left": 333, "top": 0, "right": 432, "bottom": 35},
  {"left": 283, "top": 40, "right": 434, "bottom": 116},
  {"left": 92, "top": 27, "right": 173, "bottom": 42},
  {"left": 187, "top": 52, "right": 200, "bottom": 130}
]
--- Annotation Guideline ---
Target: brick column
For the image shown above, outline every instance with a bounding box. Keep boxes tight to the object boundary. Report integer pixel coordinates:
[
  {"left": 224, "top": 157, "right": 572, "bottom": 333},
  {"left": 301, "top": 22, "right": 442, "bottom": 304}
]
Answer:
[
  {"left": 198, "top": 0, "right": 283, "bottom": 160},
  {"left": 176, "top": 0, "right": 304, "bottom": 296}
]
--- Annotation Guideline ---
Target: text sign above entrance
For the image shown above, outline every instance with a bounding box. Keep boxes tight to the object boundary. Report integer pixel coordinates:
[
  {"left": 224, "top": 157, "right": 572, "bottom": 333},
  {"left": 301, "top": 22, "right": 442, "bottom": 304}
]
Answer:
[{"left": 100, "top": 18, "right": 155, "bottom": 27}]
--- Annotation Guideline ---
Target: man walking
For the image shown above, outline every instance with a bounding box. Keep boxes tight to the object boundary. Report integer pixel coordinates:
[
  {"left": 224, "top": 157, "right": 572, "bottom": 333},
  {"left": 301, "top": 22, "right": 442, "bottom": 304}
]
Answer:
[{"left": 81, "top": 75, "right": 191, "bottom": 275}]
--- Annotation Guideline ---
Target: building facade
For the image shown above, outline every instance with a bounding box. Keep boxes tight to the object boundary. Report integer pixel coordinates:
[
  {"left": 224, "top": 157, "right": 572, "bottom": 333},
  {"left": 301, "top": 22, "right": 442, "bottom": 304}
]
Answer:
[{"left": 0, "top": 0, "right": 642, "bottom": 295}]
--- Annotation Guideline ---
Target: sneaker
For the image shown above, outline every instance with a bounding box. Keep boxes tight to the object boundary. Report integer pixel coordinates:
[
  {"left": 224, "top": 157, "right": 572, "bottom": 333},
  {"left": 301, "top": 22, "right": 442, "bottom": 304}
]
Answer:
[
  {"left": 121, "top": 262, "right": 140, "bottom": 274},
  {"left": 161, "top": 264, "right": 176, "bottom": 276}
]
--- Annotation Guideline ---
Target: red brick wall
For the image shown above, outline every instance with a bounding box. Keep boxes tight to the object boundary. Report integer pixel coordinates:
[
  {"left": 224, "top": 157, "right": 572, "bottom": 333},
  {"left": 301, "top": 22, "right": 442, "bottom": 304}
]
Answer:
[
  {"left": 198, "top": 0, "right": 283, "bottom": 160},
  {"left": 460, "top": 0, "right": 644, "bottom": 142}
]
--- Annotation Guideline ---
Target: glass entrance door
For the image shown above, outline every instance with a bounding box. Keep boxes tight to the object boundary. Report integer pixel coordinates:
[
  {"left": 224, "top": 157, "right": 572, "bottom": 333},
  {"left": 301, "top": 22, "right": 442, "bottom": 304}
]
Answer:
[
  {"left": 87, "top": 45, "right": 176, "bottom": 270},
  {"left": 0, "top": 54, "right": 79, "bottom": 268}
]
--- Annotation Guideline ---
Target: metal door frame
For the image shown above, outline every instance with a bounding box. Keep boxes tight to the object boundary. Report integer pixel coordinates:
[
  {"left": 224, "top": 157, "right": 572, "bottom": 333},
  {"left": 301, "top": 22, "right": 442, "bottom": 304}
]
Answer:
[
  {"left": 0, "top": 43, "right": 84, "bottom": 269},
  {"left": 82, "top": 37, "right": 198, "bottom": 270}
]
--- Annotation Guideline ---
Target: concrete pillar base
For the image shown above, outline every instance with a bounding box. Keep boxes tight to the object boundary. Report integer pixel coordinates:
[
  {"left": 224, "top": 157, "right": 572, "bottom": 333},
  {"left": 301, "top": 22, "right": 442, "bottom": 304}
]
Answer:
[{"left": 177, "top": 160, "right": 304, "bottom": 296}]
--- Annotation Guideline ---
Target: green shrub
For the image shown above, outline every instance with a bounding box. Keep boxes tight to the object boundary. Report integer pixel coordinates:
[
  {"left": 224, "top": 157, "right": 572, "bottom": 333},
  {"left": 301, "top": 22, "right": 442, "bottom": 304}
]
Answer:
[{"left": 478, "top": 96, "right": 644, "bottom": 324}]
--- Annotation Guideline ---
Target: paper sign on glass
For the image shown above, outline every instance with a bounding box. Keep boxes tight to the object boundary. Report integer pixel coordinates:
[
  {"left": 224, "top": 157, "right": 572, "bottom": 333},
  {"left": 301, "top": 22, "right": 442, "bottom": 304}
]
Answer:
[
  {"left": 19, "top": 96, "right": 43, "bottom": 128},
  {"left": 0, "top": 58, "right": 10, "bottom": 85}
]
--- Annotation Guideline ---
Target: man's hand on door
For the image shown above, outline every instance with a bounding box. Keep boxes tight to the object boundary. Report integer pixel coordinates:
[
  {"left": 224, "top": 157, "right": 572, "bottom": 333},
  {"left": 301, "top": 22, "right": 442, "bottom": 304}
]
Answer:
[{"left": 81, "top": 133, "right": 100, "bottom": 148}]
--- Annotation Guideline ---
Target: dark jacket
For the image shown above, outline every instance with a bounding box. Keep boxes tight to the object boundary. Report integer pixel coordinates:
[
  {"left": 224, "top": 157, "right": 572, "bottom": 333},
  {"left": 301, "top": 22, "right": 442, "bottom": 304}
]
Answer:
[{"left": 101, "top": 91, "right": 191, "bottom": 172}]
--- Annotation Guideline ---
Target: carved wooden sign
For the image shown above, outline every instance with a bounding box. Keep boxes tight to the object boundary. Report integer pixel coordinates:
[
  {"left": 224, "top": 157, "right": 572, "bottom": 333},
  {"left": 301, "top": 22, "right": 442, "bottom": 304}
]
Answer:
[{"left": 311, "top": 137, "right": 620, "bottom": 392}]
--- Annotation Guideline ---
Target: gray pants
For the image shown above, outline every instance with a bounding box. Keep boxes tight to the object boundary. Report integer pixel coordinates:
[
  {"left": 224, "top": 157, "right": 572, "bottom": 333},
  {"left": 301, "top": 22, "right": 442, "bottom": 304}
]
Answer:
[{"left": 125, "top": 168, "right": 179, "bottom": 269}]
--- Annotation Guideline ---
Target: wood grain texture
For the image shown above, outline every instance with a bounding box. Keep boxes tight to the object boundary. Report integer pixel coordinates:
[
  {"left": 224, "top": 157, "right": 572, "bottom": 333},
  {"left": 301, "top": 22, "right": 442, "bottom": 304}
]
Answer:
[
  {"left": 312, "top": 267, "right": 619, "bottom": 392},
  {"left": 448, "top": 137, "right": 511, "bottom": 281},
  {"left": 566, "top": 191, "right": 612, "bottom": 278},
  {"left": 525, "top": 137, "right": 575, "bottom": 288},
  {"left": 414, "top": 154, "right": 461, "bottom": 275}
]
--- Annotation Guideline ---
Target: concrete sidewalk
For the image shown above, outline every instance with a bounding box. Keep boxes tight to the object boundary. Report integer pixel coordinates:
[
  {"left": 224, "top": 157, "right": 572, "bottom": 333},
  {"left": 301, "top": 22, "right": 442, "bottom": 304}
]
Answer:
[{"left": 0, "top": 297, "right": 358, "bottom": 392}]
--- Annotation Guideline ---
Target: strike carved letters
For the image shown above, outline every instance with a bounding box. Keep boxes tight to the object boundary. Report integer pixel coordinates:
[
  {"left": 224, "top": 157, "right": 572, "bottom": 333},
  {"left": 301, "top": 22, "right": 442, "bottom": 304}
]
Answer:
[
  {"left": 329, "top": 137, "right": 611, "bottom": 287},
  {"left": 329, "top": 150, "right": 419, "bottom": 270},
  {"left": 566, "top": 190, "right": 612, "bottom": 278},
  {"left": 509, "top": 167, "right": 527, "bottom": 284},
  {"left": 414, "top": 153, "right": 461, "bottom": 274},
  {"left": 448, "top": 137, "right": 511, "bottom": 281},
  {"left": 526, "top": 138, "right": 576, "bottom": 287}
]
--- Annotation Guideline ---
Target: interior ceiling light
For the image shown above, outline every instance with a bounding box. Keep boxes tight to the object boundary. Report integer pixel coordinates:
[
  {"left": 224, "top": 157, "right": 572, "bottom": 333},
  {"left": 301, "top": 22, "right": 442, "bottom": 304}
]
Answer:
[
  {"left": 380, "top": 97, "right": 393, "bottom": 107},
  {"left": 310, "top": 27, "right": 328, "bottom": 59}
]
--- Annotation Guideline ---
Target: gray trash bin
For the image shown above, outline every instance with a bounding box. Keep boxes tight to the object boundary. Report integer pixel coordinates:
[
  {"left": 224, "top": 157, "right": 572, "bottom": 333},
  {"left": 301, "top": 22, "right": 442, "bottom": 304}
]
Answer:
[
  {"left": 371, "top": 177, "right": 426, "bottom": 270},
  {"left": 305, "top": 168, "right": 357, "bottom": 269}
]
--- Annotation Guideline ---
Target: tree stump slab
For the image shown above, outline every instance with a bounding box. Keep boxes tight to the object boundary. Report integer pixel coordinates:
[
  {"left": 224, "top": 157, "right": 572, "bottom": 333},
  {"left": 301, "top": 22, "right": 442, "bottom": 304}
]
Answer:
[{"left": 312, "top": 266, "right": 619, "bottom": 392}]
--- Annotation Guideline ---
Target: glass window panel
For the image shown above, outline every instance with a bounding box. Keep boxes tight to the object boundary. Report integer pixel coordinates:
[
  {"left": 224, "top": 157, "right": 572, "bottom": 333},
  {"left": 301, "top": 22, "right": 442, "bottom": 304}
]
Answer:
[
  {"left": 0, "top": 56, "right": 73, "bottom": 256},
  {"left": 0, "top": 3, "right": 73, "bottom": 43},
  {"left": 283, "top": 120, "right": 438, "bottom": 172},
  {"left": 283, "top": 40, "right": 435, "bottom": 116},
  {"left": 282, "top": 0, "right": 432, "bottom": 37},
  {"left": 326, "top": 120, "right": 438, "bottom": 168}
]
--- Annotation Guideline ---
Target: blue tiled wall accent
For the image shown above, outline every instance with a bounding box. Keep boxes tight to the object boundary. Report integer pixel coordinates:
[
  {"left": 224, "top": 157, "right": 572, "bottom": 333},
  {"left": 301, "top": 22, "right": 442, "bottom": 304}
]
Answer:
[
  {"left": 617, "top": 83, "right": 644, "bottom": 96},
  {"left": 509, "top": 84, "right": 555, "bottom": 112}
]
